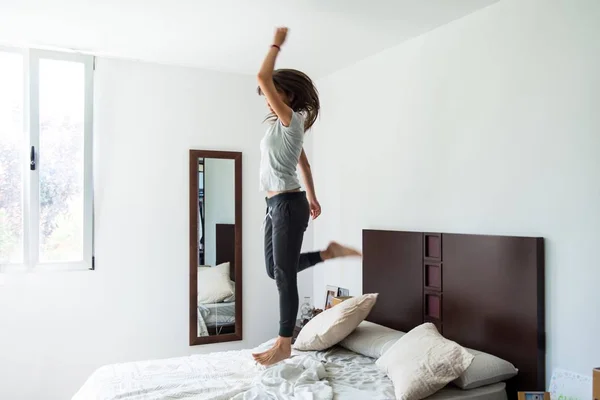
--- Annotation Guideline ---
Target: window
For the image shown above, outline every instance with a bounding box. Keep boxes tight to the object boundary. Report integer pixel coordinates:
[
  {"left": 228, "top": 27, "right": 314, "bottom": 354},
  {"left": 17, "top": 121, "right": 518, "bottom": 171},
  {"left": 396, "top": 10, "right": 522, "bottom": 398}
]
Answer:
[{"left": 0, "top": 47, "right": 94, "bottom": 271}]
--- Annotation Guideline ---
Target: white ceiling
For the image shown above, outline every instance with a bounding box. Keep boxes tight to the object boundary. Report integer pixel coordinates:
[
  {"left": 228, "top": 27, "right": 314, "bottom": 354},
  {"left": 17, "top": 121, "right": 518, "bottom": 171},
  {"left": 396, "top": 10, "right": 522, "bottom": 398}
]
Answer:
[{"left": 0, "top": 0, "right": 498, "bottom": 78}]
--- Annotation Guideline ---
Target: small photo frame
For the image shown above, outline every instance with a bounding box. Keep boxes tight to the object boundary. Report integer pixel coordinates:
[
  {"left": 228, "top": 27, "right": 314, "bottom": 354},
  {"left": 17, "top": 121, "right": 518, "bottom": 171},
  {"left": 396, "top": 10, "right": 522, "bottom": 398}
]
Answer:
[
  {"left": 337, "top": 287, "right": 350, "bottom": 297},
  {"left": 517, "top": 392, "right": 550, "bottom": 400},
  {"left": 324, "top": 286, "right": 339, "bottom": 309}
]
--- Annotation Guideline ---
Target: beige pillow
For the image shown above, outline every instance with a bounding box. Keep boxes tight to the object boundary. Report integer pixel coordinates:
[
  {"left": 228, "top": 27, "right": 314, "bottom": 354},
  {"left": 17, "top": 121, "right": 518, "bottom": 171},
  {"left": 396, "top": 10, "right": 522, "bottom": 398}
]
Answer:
[
  {"left": 214, "top": 262, "right": 236, "bottom": 302},
  {"left": 293, "top": 293, "right": 378, "bottom": 351},
  {"left": 376, "top": 323, "right": 474, "bottom": 400},
  {"left": 453, "top": 348, "right": 518, "bottom": 389},
  {"left": 214, "top": 262, "right": 231, "bottom": 278},
  {"left": 197, "top": 264, "right": 233, "bottom": 304},
  {"left": 339, "top": 320, "right": 405, "bottom": 359}
]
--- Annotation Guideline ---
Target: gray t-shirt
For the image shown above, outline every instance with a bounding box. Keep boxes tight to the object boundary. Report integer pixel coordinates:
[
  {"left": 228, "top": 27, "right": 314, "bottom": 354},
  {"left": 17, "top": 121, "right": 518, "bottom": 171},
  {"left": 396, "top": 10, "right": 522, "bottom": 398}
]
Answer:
[{"left": 259, "top": 111, "right": 305, "bottom": 192}]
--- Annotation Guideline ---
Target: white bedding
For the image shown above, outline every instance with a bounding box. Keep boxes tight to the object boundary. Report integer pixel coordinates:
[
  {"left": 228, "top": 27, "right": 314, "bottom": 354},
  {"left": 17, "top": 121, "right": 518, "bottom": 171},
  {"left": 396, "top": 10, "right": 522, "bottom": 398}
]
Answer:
[
  {"left": 72, "top": 341, "right": 507, "bottom": 400},
  {"left": 197, "top": 302, "right": 236, "bottom": 336},
  {"left": 197, "top": 307, "right": 209, "bottom": 337},
  {"left": 72, "top": 339, "right": 332, "bottom": 400},
  {"left": 201, "top": 302, "right": 236, "bottom": 326}
]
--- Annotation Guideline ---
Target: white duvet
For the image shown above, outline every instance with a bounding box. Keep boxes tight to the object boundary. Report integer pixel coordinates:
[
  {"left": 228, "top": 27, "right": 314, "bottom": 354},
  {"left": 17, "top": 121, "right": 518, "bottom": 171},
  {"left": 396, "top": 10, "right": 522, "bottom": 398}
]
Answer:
[
  {"left": 72, "top": 340, "right": 335, "bottom": 400},
  {"left": 73, "top": 339, "right": 509, "bottom": 400},
  {"left": 197, "top": 306, "right": 209, "bottom": 337}
]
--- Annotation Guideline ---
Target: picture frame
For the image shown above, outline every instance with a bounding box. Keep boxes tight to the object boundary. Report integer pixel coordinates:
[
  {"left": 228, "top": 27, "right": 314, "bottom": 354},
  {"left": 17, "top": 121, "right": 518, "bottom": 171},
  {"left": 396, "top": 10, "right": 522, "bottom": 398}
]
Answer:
[
  {"left": 517, "top": 392, "right": 550, "bottom": 400},
  {"left": 337, "top": 287, "right": 350, "bottom": 297},
  {"left": 324, "top": 285, "right": 339, "bottom": 309}
]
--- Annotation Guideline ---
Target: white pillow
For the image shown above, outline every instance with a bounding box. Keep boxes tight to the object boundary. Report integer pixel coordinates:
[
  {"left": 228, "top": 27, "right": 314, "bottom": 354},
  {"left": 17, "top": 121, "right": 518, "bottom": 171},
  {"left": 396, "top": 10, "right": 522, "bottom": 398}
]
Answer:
[
  {"left": 453, "top": 348, "right": 518, "bottom": 389},
  {"left": 293, "top": 293, "right": 378, "bottom": 351},
  {"left": 222, "top": 280, "right": 236, "bottom": 303},
  {"left": 214, "top": 262, "right": 231, "bottom": 278},
  {"left": 339, "top": 320, "right": 405, "bottom": 359},
  {"left": 197, "top": 265, "right": 233, "bottom": 304},
  {"left": 215, "top": 262, "right": 235, "bottom": 302},
  {"left": 376, "top": 323, "right": 474, "bottom": 400}
]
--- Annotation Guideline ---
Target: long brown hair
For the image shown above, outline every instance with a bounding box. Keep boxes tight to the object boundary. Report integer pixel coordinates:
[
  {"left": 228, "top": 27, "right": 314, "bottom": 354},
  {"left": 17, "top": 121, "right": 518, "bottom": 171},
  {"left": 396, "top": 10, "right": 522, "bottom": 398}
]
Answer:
[{"left": 257, "top": 69, "right": 320, "bottom": 131}]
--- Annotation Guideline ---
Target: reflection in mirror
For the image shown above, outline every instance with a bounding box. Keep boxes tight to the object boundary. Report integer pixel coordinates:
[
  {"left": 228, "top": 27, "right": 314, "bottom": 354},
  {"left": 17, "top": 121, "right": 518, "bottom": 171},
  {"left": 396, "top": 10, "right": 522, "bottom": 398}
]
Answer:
[
  {"left": 190, "top": 150, "right": 242, "bottom": 345},
  {"left": 197, "top": 158, "right": 235, "bottom": 337}
]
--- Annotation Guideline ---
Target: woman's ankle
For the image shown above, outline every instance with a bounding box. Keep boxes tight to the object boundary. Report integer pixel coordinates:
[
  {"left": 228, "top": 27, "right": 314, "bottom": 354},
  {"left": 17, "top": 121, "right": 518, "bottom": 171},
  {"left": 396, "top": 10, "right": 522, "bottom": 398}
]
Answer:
[{"left": 277, "top": 336, "right": 292, "bottom": 348}]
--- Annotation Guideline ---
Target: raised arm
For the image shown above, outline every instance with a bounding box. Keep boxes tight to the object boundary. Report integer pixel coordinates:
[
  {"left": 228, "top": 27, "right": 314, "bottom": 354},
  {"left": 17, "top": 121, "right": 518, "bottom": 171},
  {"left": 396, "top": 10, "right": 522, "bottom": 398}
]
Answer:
[
  {"left": 257, "top": 27, "right": 292, "bottom": 127},
  {"left": 298, "top": 148, "right": 321, "bottom": 219}
]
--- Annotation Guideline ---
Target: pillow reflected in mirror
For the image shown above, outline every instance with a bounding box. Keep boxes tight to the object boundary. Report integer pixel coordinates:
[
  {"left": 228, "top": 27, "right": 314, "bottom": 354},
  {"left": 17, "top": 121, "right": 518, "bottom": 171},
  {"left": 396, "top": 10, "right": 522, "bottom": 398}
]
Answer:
[{"left": 197, "top": 262, "right": 234, "bottom": 304}]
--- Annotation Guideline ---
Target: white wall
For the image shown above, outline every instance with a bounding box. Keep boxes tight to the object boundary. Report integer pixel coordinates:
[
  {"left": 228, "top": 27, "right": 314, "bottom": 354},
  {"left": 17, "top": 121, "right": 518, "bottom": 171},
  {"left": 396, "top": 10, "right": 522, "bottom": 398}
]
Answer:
[
  {"left": 203, "top": 158, "right": 235, "bottom": 267},
  {"left": 312, "top": 0, "right": 600, "bottom": 384},
  {"left": 0, "top": 58, "right": 313, "bottom": 400}
]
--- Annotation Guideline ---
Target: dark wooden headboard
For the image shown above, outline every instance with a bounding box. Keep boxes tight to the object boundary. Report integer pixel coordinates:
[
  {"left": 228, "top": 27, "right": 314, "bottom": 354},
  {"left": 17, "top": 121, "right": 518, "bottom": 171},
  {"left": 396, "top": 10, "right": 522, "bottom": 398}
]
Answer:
[
  {"left": 363, "top": 229, "right": 545, "bottom": 398},
  {"left": 216, "top": 223, "right": 236, "bottom": 281}
]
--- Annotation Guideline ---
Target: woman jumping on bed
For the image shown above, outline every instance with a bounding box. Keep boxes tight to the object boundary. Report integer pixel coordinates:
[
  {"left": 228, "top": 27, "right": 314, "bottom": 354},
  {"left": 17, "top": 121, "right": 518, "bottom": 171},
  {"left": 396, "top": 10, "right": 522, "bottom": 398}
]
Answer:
[{"left": 252, "top": 27, "right": 361, "bottom": 366}]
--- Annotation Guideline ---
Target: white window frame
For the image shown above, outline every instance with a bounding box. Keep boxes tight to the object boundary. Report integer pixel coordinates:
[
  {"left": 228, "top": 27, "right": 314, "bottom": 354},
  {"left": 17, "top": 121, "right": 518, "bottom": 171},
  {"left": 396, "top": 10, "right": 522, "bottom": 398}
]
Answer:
[{"left": 0, "top": 46, "right": 94, "bottom": 272}]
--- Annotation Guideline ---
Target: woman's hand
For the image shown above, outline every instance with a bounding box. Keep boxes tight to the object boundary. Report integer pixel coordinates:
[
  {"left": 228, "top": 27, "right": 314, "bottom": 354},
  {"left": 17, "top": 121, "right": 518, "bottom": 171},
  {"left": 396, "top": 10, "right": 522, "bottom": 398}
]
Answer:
[
  {"left": 257, "top": 26, "right": 292, "bottom": 125},
  {"left": 273, "top": 27, "right": 288, "bottom": 47},
  {"left": 309, "top": 197, "right": 321, "bottom": 220},
  {"left": 298, "top": 149, "right": 320, "bottom": 219}
]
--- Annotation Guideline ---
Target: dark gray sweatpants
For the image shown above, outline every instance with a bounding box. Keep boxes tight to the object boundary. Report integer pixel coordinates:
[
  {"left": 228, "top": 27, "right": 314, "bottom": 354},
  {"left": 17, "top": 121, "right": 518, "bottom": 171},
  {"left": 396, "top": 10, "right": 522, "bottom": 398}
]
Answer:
[{"left": 264, "top": 191, "right": 322, "bottom": 337}]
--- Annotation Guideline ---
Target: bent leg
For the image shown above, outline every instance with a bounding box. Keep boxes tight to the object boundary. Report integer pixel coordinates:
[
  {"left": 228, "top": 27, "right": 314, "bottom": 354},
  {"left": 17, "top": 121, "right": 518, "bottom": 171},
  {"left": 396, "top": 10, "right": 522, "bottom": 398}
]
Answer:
[
  {"left": 297, "top": 242, "right": 362, "bottom": 273},
  {"left": 297, "top": 251, "right": 322, "bottom": 273}
]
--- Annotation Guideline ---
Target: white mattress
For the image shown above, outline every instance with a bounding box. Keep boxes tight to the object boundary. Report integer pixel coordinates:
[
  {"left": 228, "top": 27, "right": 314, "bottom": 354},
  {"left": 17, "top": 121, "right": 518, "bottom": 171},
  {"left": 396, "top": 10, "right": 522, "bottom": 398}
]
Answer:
[{"left": 72, "top": 340, "right": 508, "bottom": 400}]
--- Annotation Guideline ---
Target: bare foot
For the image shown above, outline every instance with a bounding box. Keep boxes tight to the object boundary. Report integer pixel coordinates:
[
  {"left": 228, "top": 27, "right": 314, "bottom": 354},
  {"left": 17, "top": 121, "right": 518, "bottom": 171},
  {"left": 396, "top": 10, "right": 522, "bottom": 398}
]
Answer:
[
  {"left": 252, "top": 337, "right": 292, "bottom": 366},
  {"left": 322, "top": 241, "right": 362, "bottom": 260}
]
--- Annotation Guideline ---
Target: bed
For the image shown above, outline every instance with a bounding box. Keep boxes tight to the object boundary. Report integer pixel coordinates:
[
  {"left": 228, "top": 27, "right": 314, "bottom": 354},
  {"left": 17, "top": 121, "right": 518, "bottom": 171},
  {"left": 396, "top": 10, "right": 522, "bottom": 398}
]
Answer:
[
  {"left": 73, "top": 229, "right": 545, "bottom": 400},
  {"left": 362, "top": 230, "right": 545, "bottom": 398},
  {"left": 73, "top": 340, "right": 510, "bottom": 400}
]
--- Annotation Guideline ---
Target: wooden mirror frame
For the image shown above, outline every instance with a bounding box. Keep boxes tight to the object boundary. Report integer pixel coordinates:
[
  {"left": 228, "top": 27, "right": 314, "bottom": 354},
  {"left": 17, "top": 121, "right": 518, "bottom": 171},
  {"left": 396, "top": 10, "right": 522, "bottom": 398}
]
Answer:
[{"left": 189, "top": 150, "right": 242, "bottom": 345}]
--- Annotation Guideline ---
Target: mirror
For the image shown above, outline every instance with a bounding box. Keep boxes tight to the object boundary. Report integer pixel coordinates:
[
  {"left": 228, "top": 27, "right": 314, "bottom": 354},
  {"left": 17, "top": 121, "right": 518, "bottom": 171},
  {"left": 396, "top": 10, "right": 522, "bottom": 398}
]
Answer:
[{"left": 189, "top": 150, "right": 242, "bottom": 345}]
